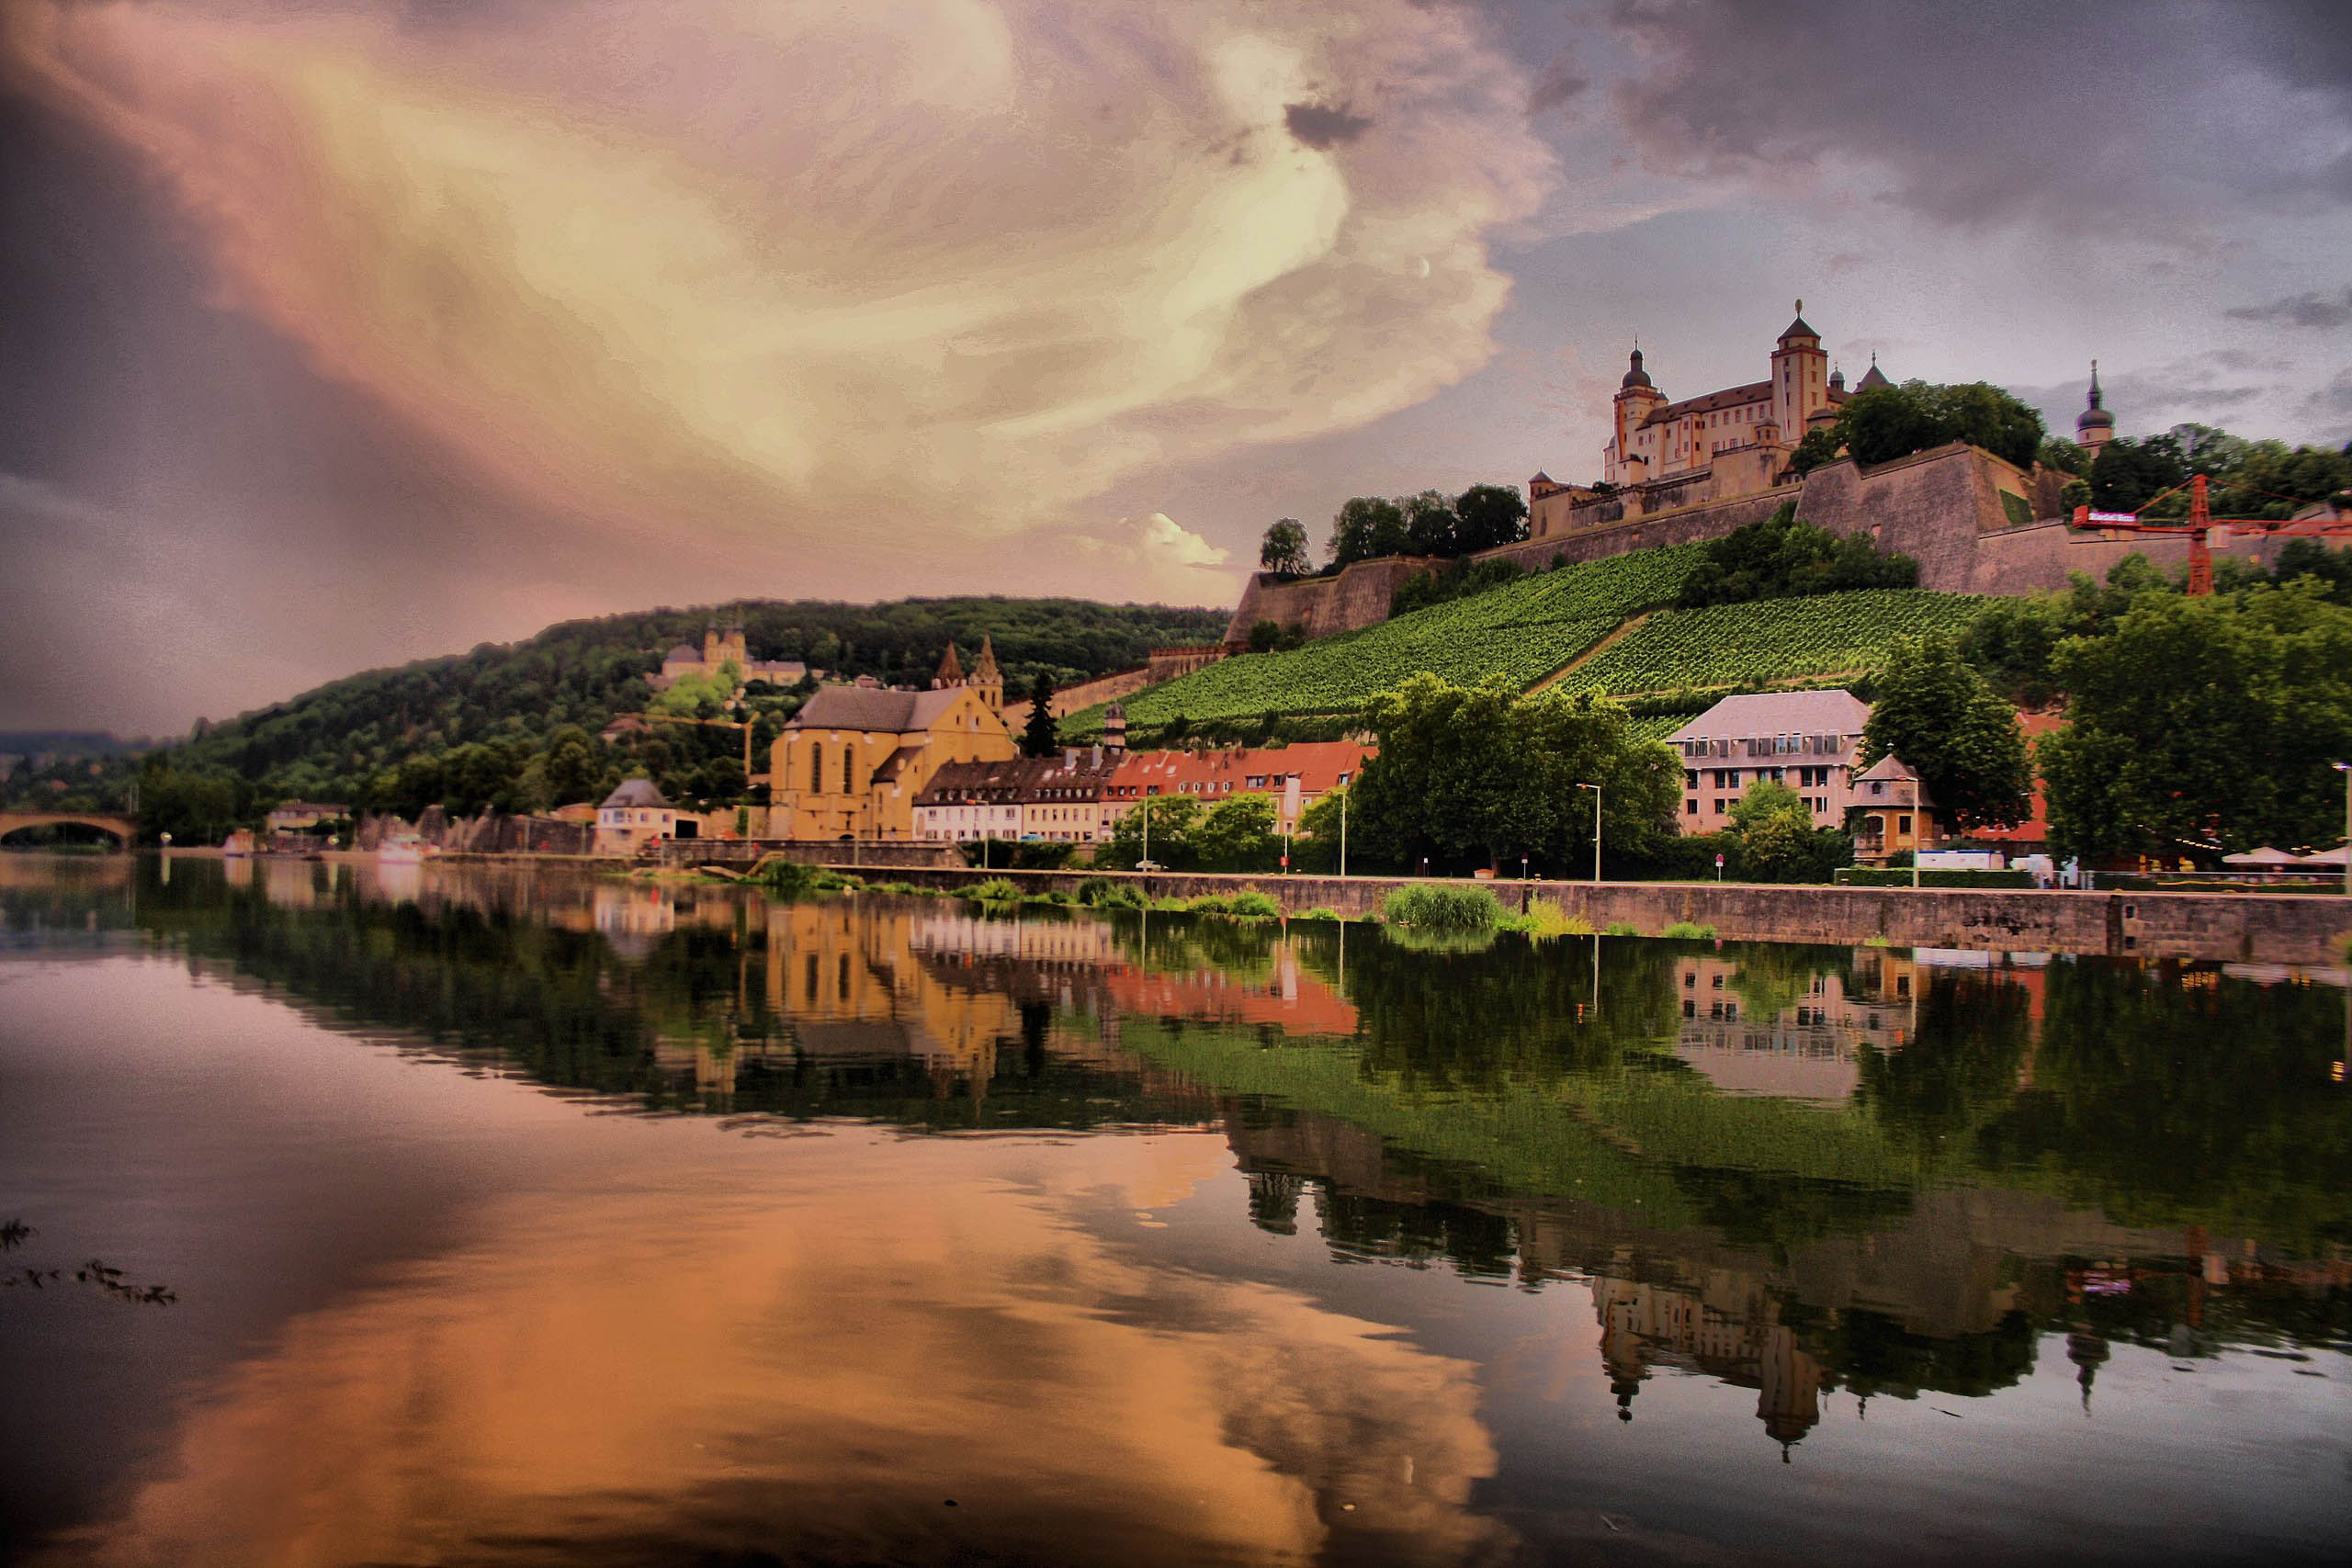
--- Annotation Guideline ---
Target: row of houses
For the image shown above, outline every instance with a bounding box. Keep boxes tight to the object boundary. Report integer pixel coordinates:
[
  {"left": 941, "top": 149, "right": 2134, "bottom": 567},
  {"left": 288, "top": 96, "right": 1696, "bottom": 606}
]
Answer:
[{"left": 911, "top": 742, "right": 1367, "bottom": 845}]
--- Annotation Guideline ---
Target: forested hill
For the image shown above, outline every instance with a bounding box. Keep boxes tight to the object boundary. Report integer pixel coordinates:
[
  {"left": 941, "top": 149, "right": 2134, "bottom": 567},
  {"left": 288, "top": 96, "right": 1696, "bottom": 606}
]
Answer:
[{"left": 9, "top": 596, "right": 1223, "bottom": 828}]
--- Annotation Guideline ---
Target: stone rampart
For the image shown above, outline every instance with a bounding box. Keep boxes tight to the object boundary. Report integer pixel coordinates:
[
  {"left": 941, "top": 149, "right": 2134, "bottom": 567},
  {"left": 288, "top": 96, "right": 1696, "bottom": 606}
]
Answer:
[
  {"left": 1222, "top": 556, "right": 1439, "bottom": 644},
  {"left": 812, "top": 866, "right": 2351, "bottom": 964}
]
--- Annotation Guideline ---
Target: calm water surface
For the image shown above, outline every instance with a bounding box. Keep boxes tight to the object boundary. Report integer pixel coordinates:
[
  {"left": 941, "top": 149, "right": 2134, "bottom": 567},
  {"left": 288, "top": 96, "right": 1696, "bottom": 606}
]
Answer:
[{"left": 2, "top": 852, "right": 2346, "bottom": 1566}]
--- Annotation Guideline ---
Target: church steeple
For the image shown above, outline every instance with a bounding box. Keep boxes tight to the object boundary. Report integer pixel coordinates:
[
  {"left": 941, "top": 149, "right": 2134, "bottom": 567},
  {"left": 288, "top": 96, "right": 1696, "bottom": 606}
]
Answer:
[
  {"left": 2075, "top": 360, "right": 2115, "bottom": 451},
  {"left": 969, "top": 635, "right": 1004, "bottom": 712},
  {"left": 933, "top": 641, "right": 965, "bottom": 689}
]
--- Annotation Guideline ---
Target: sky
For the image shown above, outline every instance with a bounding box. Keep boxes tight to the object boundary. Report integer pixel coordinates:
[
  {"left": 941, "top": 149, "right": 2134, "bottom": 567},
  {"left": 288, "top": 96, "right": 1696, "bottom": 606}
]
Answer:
[{"left": 2, "top": 0, "right": 2348, "bottom": 737}]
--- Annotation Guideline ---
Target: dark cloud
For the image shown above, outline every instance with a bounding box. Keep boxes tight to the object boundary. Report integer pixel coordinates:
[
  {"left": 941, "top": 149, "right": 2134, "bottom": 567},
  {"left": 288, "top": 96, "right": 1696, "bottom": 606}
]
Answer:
[
  {"left": 2225, "top": 288, "right": 2352, "bottom": 331},
  {"left": 1283, "top": 101, "right": 1373, "bottom": 149},
  {"left": 1527, "top": 51, "right": 1589, "bottom": 116},
  {"left": 1600, "top": 0, "right": 2352, "bottom": 234},
  {"left": 2305, "top": 368, "right": 2352, "bottom": 418}
]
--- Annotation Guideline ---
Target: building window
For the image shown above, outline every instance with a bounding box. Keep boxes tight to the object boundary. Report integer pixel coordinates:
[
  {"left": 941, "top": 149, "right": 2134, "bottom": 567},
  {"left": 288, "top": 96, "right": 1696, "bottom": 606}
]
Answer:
[
  {"left": 1686, "top": 799, "right": 1699, "bottom": 815},
  {"left": 1898, "top": 814, "right": 1913, "bottom": 836},
  {"left": 809, "top": 744, "right": 822, "bottom": 794}
]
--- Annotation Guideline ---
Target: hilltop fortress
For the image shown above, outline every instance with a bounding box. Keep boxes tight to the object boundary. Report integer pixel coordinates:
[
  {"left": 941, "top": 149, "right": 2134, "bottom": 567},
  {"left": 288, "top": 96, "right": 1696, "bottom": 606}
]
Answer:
[{"left": 1227, "top": 306, "right": 2252, "bottom": 646}]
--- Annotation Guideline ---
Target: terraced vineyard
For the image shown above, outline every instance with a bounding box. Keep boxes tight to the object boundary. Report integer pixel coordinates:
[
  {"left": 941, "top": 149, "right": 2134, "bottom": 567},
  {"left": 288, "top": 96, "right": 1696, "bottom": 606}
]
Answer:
[
  {"left": 1071, "top": 545, "right": 1705, "bottom": 731},
  {"left": 1069, "top": 546, "right": 1988, "bottom": 737},
  {"left": 1553, "top": 591, "right": 1988, "bottom": 698}
]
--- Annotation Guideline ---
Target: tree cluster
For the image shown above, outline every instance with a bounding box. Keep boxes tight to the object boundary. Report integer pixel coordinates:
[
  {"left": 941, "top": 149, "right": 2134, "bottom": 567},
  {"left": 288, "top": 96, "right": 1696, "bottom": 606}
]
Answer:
[
  {"left": 1859, "top": 635, "right": 2033, "bottom": 832},
  {"left": 1315, "top": 483, "right": 1530, "bottom": 571},
  {"left": 2084, "top": 425, "right": 2352, "bottom": 519},
  {"left": 1346, "top": 672, "right": 1681, "bottom": 874},
  {"left": 1833, "top": 380, "right": 2046, "bottom": 471},
  {"left": 1098, "top": 792, "right": 1284, "bottom": 873},
  {"left": 1676, "top": 503, "right": 1917, "bottom": 608}
]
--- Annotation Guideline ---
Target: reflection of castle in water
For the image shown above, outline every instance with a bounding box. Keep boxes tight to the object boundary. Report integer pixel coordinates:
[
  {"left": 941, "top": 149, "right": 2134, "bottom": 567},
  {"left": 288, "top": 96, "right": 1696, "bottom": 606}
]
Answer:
[
  {"left": 1672, "top": 949, "right": 1916, "bottom": 1101},
  {"left": 1593, "top": 1273, "right": 1825, "bottom": 1456}
]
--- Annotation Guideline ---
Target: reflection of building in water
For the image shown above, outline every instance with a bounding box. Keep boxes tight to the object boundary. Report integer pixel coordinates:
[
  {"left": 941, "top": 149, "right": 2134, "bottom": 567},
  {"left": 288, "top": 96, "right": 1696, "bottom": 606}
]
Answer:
[
  {"left": 1671, "top": 949, "right": 1916, "bottom": 1100},
  {"left": 1590, "top": 1274, "right": 1829, "bottom": 1456},
  {"left": 594, "top": 882, "right": 680, "bottom": 961}
]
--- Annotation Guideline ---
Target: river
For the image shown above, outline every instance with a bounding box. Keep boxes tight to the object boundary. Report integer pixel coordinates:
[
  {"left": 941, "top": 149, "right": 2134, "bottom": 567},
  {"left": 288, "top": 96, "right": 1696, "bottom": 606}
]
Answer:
[{"left": 2, "top": 852, "right": 2346, "bottom": 1565}]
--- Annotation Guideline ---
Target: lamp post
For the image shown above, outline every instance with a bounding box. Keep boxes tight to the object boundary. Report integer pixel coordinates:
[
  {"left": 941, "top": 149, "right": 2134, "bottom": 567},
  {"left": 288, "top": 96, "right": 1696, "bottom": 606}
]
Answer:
[
  {"left": 1339, "top": 788, "right": 1348, "bottom": 879},
  {"left": 2335, "top": 762, "right": 2351, "bottom": 897},
  {"left": 1576, "top": 784, "right": 1601, "bottom": 884}
]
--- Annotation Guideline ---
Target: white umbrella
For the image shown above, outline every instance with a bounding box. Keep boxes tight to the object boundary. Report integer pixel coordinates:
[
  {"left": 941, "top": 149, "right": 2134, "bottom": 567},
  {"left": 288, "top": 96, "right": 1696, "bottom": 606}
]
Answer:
[
  {"left": 2222, "top": 845, "right": 2300, "bottom": 867},
  {"left": 2296, "top": 842, "right": 2349, "bottom": 867}
]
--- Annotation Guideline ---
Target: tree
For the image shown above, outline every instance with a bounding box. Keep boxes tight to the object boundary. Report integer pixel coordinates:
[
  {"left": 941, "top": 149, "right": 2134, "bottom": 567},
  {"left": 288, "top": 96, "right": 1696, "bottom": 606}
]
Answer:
[
  {"left": 1329, "top": 496, "right": 1408, "bottom": 569},
  {"left": 1260, "top": 519, "right": 1311, "bottom": 576},
  {"left": 2037, "top": 582, "right": 2352, "bottom": 861},
  {"left": 1402, "top": 491, "right": 1458, "bottom": 557},
  {"left": 2087, "top": 434, "right": 2188, "bottom": 513},
  {"left": 1836, "top": 380, "right": 2044, "bottom": 470},
  {"left": 2037, "top": 435, "right": 2090, "bottom": 477},
  {"left": 1021, "top": 674, "right": 1059, "bottom": 757},
  {"left": 1194, "top": 793, "right": 1281, "bottom": 872},
  {"left": 1859, "top": 634, "right": 2032, "bottom": 831},
  {"left": 1292, "top": 784, "right": 1349, "bottom": 873},
  {"left": 1351, "top": 672, "right": 1680, "bottom": 874},
  {"left": 1452, "top": 484, "right": 1529, "bottom": 553},
  {"left": 1726, "top": 779, "right": 1847, "bottom": 882},
  {"left": 1100, "top": 794, "right": 1204, "bottom": 870},
  {"left": 538, "top": 725, "right": 606, "bottom": 807},
  {"left": 1677, "top": 502, "right": 1916, "bottom": 607},
  {"left": 1789, "top": 427, "right": 1844, "bottom": 477}
]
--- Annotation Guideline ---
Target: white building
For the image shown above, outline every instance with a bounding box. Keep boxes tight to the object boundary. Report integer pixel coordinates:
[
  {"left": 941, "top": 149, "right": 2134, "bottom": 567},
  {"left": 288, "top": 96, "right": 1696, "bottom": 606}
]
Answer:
[
  {"left": 1665, "top": 689, "right": 1871, "bottom": 832},
  {"left": 595, "top": 778, "right": 679, "bottom": 854}
]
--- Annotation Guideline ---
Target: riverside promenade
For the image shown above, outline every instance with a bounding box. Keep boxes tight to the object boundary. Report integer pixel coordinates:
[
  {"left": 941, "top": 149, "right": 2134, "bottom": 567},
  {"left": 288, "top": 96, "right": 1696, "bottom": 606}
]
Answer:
[{"left": 783, "top": 863, "right": 2352, "bottom": 966}]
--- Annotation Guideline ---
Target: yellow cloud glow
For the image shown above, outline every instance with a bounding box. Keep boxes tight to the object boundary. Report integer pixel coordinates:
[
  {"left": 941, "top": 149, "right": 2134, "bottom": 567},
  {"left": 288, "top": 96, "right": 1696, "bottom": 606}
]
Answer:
[{"left": 5, "top": 0, "right": 1555, "bottom": 586}]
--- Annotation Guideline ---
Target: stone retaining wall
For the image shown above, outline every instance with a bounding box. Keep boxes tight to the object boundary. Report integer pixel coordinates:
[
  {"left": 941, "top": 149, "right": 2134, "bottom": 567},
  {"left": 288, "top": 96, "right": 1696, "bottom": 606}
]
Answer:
[
  {"left": 816, "top": 866, "right": 2350, "bottom": 964},
  {"left": 653, "top": 838, "right": 966, "bottom": 871}
]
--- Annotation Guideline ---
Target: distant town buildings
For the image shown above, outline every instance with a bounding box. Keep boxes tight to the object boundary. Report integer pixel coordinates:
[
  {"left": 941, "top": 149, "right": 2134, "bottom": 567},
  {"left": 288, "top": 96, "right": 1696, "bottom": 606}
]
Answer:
[
  {"left": 651, "top": 623, "right": 811, "bottom": 691},
  {"left": 595, "top": 778, "right": 680, "bottom": 854},
  {"left": 909, "top": 739, "right": 1374, "bottom": 846}
]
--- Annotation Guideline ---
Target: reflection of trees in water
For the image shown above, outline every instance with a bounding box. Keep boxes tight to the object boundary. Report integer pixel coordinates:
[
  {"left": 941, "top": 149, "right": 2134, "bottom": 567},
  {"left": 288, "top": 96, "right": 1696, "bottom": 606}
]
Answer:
[
  {"left": 1970, "top": 960, "right": 2352, "bottom": 1248},
  {"left": 1854, "top": 970, "right": 2032, "bottom": 1154}
]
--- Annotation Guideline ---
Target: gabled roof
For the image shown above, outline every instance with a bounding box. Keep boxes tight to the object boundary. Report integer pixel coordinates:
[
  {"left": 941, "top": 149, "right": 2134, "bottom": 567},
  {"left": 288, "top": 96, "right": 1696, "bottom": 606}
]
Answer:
[
  {"left": 1854, "top": 753, "right": 1920, "bottom": 783},
  {"left": 786, "top": 684, "right": 974, "bottom": 734},
  {"left": 1855, "top": 357, "right": 1890, "bottom": 390},
  {"left": 601, "top": 778, "right": 672, "bottom": 809},
  {"left": 1667, "top": 690, "right": 1871, "bottom": 746},
  {"left": 1642, "top": 380, "right": 1773, "bottom": 426},
  {"left": 1778, "top": 310, "right": 1819, "bottom": 344}
]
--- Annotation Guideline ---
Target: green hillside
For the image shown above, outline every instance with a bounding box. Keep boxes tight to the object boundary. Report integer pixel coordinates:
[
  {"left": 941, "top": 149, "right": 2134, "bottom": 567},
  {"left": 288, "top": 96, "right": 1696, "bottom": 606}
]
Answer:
[
  {"left": 1072, "top": 543, "right": 1986, "bottom": 740},
  {"left": 1071, "top": 545, "right": 1705, "bottom": 734},
  {"left": 6, "top": 597, "right": 1224, "bottom": 822}
]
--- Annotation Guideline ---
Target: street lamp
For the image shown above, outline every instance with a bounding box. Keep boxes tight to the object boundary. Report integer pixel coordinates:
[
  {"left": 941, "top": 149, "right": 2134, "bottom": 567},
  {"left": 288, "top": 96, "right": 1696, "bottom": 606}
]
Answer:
[
  {"left": 1576, "top": 784, "right": 1601, "bottom": 884},
  {"left": 2335, "top": 761, "right": 2351, "bottom": 898}
]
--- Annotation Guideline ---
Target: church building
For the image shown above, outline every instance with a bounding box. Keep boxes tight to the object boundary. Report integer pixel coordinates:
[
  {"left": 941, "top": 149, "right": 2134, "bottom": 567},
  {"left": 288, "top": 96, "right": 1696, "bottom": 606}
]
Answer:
[{"left": 767, "top": 639, "right": 1015, "bottom": 840}]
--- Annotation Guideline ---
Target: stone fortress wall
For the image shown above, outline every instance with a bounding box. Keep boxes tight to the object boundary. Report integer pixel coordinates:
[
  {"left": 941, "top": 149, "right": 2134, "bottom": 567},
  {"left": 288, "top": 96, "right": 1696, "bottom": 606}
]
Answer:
[{"left": 1225, "top": 442, "right": 2290, "bottom": 645}]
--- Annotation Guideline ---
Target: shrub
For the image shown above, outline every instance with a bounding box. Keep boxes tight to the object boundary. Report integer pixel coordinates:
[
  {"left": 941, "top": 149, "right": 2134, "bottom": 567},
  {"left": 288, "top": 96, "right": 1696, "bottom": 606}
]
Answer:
[
  {"left": 749, "top": 855, "right": 820, "bottom": 893},
  {"left": 875, "top": 879, "right": 920, "bottom": 895},
  {"left": 1379, "top": 883, "right": 1501, "bottom": 934},
  {"left": 1077, "top": 876, "right": 1147, "bottom": 908},
  {"left": 959, "top": 876, "right": 1023, "bottom": 903},
  {"left": 811, "top": 870, "right": 864, "bottom": 892},
  {"left": 1293, "top": 906, "right": 1344, "bottom": 922},
  {"left": 1603, "top": 920, "right": 1642, "bottom": 936},
  {"left": 1185, "top": 894, "right": 1237, "bottom": 915},
  {"left": 1660, "top": 920, "right": 1718, "bottom": 939},
  {"left": 1227, "top": 890, "right": 1283, "bottom": 919},
  {"left": 1500, "top": 897, "right": 1594, "bottom": 940}
]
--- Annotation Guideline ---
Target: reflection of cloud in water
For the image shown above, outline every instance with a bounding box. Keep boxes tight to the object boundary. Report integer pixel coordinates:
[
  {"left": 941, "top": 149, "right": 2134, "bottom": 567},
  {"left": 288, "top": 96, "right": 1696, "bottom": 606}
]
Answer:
[{"left": 38, "top": 1132, "right": 1505, "bottom": 1566}]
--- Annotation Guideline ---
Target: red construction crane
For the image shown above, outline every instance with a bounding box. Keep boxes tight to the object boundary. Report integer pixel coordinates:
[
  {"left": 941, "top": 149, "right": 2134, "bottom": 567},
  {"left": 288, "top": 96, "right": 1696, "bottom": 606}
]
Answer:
[{"left": 2075, "top": 473, "right": 2352, "bottom": 595}]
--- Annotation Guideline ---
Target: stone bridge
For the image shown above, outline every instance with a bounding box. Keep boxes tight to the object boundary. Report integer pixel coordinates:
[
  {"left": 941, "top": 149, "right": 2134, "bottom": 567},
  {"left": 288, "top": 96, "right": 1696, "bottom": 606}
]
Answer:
[{"left": 0, "top": 810, "right": 138, "bottom": 846}]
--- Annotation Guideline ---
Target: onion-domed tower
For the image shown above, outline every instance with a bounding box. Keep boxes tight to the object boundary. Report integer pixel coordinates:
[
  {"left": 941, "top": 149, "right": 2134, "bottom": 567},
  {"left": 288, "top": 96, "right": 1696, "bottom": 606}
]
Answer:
[{"left": 2075, "top": 361, "right": 2115, "bottom": 453}]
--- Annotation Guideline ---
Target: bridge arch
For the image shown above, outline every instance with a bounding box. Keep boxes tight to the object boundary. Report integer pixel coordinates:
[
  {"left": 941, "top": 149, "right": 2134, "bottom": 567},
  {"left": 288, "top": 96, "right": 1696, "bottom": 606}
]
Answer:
[{"left": 0, "top": 811, "right": 138, "bottom": 847}]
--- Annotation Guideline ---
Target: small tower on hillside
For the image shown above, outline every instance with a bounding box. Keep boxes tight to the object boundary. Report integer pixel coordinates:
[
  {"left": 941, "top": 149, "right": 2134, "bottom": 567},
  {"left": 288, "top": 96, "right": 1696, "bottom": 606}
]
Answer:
[
  {"left": 1103, "top": 702, "right": 1126, "bottom": 753},
  {"left": 933, "top": 641, "right": 966, "bottom": 690},
  {"left": 701, "top": 622, "right": 721, "bottom": 666},
  {"left": 969, "top": 635, "right": 1004, "bottom": 712},
  {"left": 1855, "top": 352, "right": 1890, "bottom": 390},
  {"left": 2075, "top": 361, "right": 2115, "bottom": 454}
]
